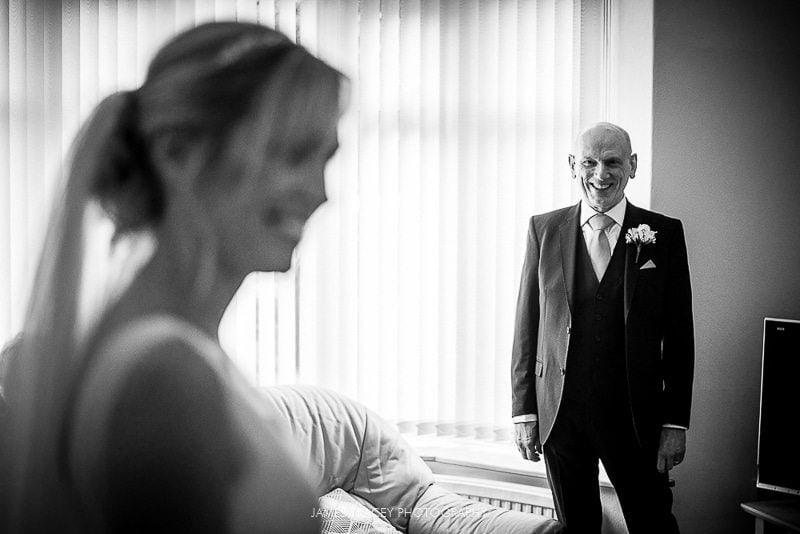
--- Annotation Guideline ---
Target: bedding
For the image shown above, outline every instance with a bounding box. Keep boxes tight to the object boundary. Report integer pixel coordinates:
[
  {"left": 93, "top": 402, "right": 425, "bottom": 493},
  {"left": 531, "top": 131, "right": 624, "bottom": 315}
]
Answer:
[
  {"left": 262, "top": 385, "right": 564, "bottom": 534},
  {"left": 318, "top": 488, "right": 401, "bottom": 534}
]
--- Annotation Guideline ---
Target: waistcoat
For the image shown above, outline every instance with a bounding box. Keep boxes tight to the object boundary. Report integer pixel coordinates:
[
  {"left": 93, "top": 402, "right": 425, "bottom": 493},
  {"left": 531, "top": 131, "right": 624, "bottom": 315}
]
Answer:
[{"left": 562, "top": 224, "right": 628, "bottom": 409}]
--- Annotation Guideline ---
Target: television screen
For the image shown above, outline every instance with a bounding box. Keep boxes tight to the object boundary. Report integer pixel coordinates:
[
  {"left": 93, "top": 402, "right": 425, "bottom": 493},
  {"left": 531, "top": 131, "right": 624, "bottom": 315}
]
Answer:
[{"left": 757, "top": 318, "right": 800, "bottom": 496}]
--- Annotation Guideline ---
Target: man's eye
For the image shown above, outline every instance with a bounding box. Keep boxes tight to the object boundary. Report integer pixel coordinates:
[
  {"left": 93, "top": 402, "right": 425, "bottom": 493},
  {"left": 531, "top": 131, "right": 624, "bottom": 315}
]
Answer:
[{"left": 581, "top": 161, "right": 595, "bottom": 168}]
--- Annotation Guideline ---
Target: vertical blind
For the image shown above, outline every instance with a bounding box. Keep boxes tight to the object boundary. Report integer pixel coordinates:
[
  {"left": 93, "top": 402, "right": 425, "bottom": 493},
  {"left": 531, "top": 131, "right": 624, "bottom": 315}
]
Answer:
[{"left": 1, "top": 0, "right": 648, "bottom": 442}]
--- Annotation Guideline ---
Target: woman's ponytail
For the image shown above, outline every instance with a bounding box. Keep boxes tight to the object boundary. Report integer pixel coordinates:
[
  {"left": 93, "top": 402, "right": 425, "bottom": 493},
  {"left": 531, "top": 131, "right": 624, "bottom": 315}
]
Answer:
[
  {"left": 90, "top": 91, "right": 164, "bottom": 236},
  {"left": 1, "top": 89, "right": 162, "bottom": 532}
]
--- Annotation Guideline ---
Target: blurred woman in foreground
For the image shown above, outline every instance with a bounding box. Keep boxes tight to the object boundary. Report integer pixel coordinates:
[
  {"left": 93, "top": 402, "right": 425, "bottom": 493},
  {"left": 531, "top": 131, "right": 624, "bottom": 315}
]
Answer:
[{"left": 1, "top": 22, "right": 343, "bottom": 533}]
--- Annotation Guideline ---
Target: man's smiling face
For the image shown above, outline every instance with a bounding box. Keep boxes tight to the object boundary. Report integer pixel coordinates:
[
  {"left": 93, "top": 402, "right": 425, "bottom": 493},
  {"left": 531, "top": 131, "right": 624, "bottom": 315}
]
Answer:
[{"left": 569, "top": 123, "right": 637, "bottom": 213}]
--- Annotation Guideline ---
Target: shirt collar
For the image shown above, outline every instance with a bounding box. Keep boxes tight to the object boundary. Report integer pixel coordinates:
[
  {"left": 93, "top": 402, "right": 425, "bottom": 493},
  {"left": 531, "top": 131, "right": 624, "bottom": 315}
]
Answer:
[{"left": 580, "top": 197, "right": 627, "bottom": 227}]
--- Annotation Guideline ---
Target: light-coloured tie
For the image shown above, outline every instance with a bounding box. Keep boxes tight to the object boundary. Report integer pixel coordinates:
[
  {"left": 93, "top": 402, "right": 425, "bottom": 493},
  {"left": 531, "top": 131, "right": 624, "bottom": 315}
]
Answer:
[{"left": 587, "top": 213, "right": 614, "bottom": 281}]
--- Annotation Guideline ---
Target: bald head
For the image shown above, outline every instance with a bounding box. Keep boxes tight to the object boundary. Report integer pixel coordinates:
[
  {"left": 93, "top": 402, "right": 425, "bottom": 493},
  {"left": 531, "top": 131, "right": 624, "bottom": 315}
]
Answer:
[
  {"left": 573, "top": 122, "right": 632, "bottom": 157},
  {"left": 569, "top": 122, "right": 637, "bottom": 213}
]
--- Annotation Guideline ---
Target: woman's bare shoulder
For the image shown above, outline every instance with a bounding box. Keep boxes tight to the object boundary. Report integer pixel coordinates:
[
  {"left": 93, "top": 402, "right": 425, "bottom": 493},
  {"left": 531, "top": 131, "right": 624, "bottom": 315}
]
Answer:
[
  {"left": 74, "top": 317, "right": 243, "bottom": 532},
  {"left": 93, "top": 314, "right": 221, "bottom": 369},
  {"left": 70, "top": 315, "right": 232, "bottom": 470}
]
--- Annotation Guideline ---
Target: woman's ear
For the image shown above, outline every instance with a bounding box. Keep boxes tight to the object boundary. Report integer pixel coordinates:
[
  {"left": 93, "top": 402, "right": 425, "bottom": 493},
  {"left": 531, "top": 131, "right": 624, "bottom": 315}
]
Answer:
[{"left": 150, "top": 133, "right": 192, "bottom": 188}]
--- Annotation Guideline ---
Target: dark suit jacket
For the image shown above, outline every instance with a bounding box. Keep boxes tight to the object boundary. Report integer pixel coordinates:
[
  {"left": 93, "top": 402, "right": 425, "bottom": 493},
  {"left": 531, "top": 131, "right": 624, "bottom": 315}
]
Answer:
[{"left": 511, "top": 201, "right": 694, "bottom": 447}]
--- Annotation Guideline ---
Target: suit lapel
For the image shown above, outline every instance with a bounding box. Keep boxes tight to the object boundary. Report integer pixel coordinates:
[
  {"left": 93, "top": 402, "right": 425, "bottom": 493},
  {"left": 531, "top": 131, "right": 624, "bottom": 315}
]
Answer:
[
  {"left": 559, "top": 203, "right": 581, "bottom": 316},
  {"left": 623, "top": 202, "right": 643, "bottom": 322}
]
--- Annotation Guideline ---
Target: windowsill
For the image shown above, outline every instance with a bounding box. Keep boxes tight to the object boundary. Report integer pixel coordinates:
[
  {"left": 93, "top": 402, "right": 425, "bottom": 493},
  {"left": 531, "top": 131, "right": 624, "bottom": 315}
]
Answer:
[{"left": 403, "top": 434, "right": 613, "bottom": 489}]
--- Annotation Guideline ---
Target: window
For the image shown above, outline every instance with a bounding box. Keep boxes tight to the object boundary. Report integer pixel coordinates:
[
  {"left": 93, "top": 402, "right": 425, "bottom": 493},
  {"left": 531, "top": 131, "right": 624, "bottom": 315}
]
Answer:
[{"left": 0, "top": 0, "right": 653, "bottom": 443}]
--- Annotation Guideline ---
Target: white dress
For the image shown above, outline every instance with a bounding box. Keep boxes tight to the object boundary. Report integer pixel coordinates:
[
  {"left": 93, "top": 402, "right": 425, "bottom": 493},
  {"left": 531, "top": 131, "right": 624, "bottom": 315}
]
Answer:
[{"left": 67, "top": 314, "right": 320, "bottom": 533}]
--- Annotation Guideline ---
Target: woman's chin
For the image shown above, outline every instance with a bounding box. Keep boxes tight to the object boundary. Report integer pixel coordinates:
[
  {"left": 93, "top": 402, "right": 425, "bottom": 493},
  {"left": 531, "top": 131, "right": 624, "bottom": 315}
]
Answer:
[
  {"left": 252, "top": 240, "right": 297, "bottom": 273},
  {"left": 273, "top": 262, "right": 292, "bottom": 273},
  {"left": 261, "top": 253, "right": 294, "bottom": 273}
]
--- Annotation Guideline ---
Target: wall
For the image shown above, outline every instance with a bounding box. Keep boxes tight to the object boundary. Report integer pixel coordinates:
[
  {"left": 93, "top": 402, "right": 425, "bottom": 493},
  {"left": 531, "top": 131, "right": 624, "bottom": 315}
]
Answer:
[
  {"left": 651, "top": 1, "right": 800, "bottom": 533},
  {"left": 608, "top": 0, "right": 654, "bottom": 209}
]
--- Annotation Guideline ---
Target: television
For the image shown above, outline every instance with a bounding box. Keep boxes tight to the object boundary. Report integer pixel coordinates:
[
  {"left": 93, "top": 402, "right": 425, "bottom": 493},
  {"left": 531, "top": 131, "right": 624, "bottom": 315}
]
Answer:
[{"left": 756, "top": 318, "right": 800, "bottom": 496}]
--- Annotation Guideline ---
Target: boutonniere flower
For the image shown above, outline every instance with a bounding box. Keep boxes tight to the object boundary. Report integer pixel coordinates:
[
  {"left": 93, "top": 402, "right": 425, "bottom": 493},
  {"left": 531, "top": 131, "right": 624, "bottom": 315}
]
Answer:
[{"left": 625, "top": 224, "right": 657, "bottom": 263}]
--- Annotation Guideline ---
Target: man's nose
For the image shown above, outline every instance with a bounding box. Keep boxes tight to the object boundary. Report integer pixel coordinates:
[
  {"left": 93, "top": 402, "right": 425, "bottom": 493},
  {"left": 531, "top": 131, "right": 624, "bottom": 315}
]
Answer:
[{"left": 594, "top": 163, "right": 609, "bottom": 179}]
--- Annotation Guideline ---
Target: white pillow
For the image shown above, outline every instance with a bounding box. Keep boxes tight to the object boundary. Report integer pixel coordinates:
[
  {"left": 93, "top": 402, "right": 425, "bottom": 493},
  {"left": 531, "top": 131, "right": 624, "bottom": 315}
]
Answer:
[{"left": 317, "top": 488, "right": 401, "bottom": 534}]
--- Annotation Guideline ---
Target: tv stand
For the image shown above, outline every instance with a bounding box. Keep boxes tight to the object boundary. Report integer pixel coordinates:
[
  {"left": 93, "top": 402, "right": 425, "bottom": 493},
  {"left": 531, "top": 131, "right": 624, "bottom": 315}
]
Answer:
[{"left": 741, "top": 500, "right": 800, "bottom": 533}]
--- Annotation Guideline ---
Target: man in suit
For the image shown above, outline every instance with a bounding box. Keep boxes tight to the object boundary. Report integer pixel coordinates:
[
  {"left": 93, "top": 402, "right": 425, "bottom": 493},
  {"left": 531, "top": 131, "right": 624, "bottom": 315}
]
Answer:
[{"left": 511, "top": 122, "right": 694, "bottom": 533}]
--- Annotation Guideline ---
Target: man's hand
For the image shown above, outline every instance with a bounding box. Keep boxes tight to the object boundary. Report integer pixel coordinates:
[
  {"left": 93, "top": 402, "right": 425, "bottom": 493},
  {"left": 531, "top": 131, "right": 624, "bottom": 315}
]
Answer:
[
  {"left": 514, "top": 421, "right": 542, "bottom": 462},
  {"left": 656, "top": 427, "right": 686, "bottom": 473}
]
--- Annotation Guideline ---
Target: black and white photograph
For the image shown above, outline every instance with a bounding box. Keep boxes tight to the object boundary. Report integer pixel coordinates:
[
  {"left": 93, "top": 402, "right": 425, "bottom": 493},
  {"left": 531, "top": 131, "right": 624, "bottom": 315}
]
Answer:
[{"left": 1, "top": 1, "right": 799, "bottom": 533}]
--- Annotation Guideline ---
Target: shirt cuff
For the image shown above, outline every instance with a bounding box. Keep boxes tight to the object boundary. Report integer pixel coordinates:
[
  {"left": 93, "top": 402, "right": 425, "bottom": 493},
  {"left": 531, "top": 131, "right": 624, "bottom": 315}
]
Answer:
[
  {"left": 512, "top": 414, "right": 538, "bottom": 423},
  {"left": 662, "top": 424, "right": 687, "bottom": 430}
]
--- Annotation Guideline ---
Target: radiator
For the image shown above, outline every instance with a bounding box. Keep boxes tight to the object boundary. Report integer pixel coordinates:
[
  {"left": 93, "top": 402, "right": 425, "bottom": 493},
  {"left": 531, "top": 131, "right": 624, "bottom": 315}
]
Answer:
[{"left": 434, "top": 474, "right": 557, "bottom": 518}]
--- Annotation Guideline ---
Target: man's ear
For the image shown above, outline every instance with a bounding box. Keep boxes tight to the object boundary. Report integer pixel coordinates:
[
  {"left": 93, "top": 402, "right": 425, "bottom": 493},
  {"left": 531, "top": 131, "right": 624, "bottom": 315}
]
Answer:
[
  {"left": 629, "top": 153, "right": 638, "bottom": 178},
  {"left": 568, "top": 154, "right": 576, "bottom": 179}
]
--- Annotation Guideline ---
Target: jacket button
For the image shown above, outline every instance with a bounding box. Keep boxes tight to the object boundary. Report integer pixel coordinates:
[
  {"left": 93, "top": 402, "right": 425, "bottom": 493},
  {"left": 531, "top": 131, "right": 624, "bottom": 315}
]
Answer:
[{"left": 560, "top": 367, "right": 566, "bottom": 376}]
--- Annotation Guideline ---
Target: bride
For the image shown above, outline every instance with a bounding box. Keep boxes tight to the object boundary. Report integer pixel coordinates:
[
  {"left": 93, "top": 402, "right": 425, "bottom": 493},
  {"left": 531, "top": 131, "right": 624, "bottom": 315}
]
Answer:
[{"left": 1, "top": 21, "right": 343, "bottom": 533}]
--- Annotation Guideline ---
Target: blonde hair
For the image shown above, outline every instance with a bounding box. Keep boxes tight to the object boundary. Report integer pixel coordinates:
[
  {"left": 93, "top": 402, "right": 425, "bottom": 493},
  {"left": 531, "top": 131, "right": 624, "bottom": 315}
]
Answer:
[{"left": 1, "top": 22, "right": 342, "bottom": 532}]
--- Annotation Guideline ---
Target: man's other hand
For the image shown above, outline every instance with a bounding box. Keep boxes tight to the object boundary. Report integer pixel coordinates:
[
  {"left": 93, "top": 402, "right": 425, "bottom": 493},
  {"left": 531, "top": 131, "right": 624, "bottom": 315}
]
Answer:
[
  {"left": 514, "top": 421, "right": 542, "bottom": 462},
  {"left": 657, "top": 427, "right": 686, "bottom": 473}
]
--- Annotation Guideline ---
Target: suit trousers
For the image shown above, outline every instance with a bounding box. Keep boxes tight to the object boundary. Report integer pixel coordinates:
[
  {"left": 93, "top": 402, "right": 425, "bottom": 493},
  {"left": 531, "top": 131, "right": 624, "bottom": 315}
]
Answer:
[{"left": 543, "top": 395, "right": 679, "bottom": 534}]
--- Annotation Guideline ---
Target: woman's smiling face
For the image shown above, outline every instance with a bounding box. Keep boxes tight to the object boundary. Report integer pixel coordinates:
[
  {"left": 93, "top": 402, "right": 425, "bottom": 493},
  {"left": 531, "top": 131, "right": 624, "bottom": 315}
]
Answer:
[
  {"left": 569, "top": 124, "right": 637, "bottom": 213},
  {"left": 210, "top": 114, "right": 340, "bottom": 278}
]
